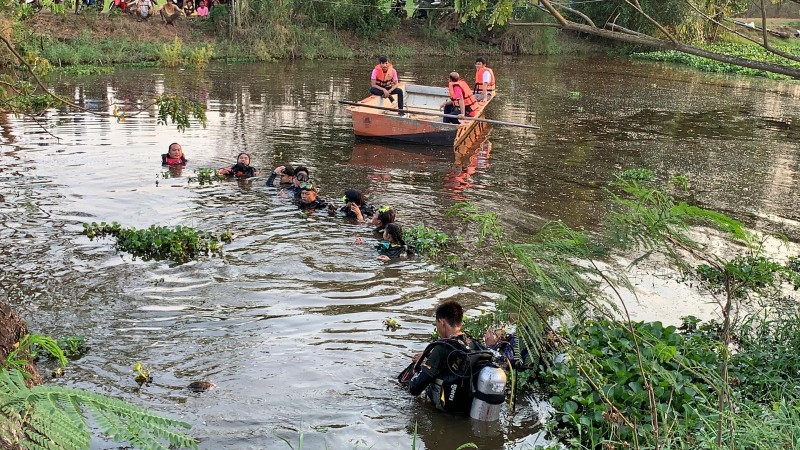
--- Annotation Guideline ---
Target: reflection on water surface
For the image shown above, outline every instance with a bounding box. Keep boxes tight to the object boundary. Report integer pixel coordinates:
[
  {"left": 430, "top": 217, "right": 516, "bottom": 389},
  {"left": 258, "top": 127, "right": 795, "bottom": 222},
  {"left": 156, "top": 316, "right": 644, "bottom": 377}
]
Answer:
[{"left": 0, "top": 56, "right": 798, "bottom": 449}]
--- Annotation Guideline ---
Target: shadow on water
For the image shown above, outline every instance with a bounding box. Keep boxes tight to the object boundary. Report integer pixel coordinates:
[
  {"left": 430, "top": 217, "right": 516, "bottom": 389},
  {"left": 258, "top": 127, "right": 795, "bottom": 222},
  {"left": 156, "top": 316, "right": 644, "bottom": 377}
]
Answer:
[{"left": 0, "top": 56, "right": 799, "bottom": 448}]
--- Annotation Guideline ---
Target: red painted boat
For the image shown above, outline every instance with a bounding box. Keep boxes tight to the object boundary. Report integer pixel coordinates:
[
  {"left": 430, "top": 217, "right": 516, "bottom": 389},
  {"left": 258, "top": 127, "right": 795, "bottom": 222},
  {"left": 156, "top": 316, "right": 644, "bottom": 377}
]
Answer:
[{"left": 345, "top": 82, "right": 494, "bottom": 147}]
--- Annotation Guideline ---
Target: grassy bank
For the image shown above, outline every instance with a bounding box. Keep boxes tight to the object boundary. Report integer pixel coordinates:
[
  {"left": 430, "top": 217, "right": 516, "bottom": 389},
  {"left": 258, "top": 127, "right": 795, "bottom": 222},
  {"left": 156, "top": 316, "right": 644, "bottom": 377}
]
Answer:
[{"left": 18, "top": 9, "right": 577, "bottom": 69}]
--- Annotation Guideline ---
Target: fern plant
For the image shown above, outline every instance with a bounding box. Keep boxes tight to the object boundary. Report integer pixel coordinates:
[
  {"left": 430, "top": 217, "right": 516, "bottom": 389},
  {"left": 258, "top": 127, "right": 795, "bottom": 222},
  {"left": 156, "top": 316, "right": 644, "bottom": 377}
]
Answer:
[{"left": 0, "top": 369, "right": 197, "bottom": 450}]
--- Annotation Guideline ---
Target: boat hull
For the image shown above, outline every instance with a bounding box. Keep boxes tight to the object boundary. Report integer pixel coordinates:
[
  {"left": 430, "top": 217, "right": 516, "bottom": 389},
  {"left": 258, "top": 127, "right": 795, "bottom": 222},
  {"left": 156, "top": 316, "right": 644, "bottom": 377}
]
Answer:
[{"left": 345, "top": 83, "right": 493, "bottom": 147}]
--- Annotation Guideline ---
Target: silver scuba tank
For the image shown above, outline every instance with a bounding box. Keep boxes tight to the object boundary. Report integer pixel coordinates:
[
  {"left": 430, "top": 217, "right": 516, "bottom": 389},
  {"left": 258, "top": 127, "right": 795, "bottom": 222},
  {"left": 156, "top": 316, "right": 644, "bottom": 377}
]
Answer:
[{"left": 469, "top": 365, "right": 507, "bottom": 421}]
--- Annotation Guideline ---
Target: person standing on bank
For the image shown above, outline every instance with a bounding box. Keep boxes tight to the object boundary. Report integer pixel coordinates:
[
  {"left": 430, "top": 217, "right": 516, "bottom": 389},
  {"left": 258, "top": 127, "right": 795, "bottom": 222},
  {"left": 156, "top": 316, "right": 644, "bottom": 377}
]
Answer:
[
  {"left": 473, "top": 57, "right": 495, "bottom": 102},
  {"left": 370, "top": 56, "right": 405, "bottom": 115},
  {"left": 440, "top": 72, "right": 477, "bottom": 125}
]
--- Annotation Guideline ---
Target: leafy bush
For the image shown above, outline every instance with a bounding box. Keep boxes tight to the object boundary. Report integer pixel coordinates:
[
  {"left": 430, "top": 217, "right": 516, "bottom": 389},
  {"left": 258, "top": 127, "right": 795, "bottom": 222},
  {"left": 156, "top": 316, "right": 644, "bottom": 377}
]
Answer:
[
  {"left": 159, "top": 36, "right": 184, "bottom": 68},
  {"left": 619, "top": 168, "right": 654, "bottom": 182},
  {"left": 540, "top": 319, "right": 721, "bottom": 448},
  {"left": 82, "top": 222, "right": 232, "bottom": 263},
  {"left": 187, "top": 45, "right": 214, "bottom": 69},
  {"left": 404, "top": 224, "right": 449, "bottom": 257}
]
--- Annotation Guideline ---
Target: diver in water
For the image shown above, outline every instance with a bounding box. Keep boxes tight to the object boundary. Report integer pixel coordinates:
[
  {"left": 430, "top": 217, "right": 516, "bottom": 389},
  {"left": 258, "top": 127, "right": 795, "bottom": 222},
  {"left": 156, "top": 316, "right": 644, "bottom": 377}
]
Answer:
[
  {"left": 265, "top": 165, "right": 295, "bottom": 187},
  {"left": 282, "top": 166, "right": 310, "bottom": 198},
  {"left": 339, "top": 189, "right": 375, "bottom": 223},
  {"left": 297, "top": 182, "right": 329, "bottom": 211},
  {"left": 162, "top": 142, "right": 187, "bottom": 166},
  {"left": 371, "top": 206, "right": 396, "bottom": 234},
  {"left": 217, "top": 153, "right": 259, "bottom": 178},
  {"left": 406, "top": 301, "right": 485, "bottom": 413},
  {"left": 375, "top": 223, "right": 408, "bottom": 261}
]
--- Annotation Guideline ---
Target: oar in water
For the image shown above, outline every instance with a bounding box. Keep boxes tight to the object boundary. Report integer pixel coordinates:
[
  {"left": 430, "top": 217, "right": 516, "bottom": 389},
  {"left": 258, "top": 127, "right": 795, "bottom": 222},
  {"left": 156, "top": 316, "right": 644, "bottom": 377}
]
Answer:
[{"left": 338, "top": 100, "right": 540, "bottom": 130}]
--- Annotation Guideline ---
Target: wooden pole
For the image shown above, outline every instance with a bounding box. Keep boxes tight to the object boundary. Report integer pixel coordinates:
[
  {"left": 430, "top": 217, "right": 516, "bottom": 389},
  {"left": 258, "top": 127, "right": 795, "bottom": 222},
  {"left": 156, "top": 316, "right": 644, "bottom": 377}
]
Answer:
[{"left": 338, "top": 100, "right": 541, "bottom": 130}]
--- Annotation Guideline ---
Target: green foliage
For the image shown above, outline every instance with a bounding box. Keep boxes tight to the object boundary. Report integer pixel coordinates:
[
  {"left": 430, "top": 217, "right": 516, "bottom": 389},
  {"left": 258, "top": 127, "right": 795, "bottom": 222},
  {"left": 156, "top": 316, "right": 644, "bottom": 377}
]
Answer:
[
  {"left": 187, "top": 45, "right": 214, "bottom": 69},
  {"left": 633, "top": 41, "right": 800, "bottom": 80},
  {"left": 541, "top": 319, "right": 721, "bottom": 448},
  {"left": 57, "top": 65, "right": 115, "bottom": 76},
  {"left": 696, "top": 256, "right": 788, "bottom": 295},
  {"left": 188, "top": 167, "right": 225, "bottom": 185},
  {"left": 155, "top": 94, "right": 207, "bottom": 132},
  {"left": 0, "top": 369, "right": 197, "bottom": 450},
  {"left": 31, "top": 335, "right": 87, "bottom": 360},
  {"left": 619, "top": 168, "right": 654, "bottom": 182},
  {"left": 404, "top": 225, "right": 449, "bottom": 257},
  {"left": 3, "top": 334, "right": 67, "bottom": 372},
  {"left": 383, "top": 318, "right": 401, "bottom": 332},
  {"left": 159, "top": 36, "right": 184, "bottom": 68},
  {"left": 82, "top": 221, "right": 232, "bottom": 263},
  {"left": 731, "top": 310, "right": 800, "bottom": 403}
]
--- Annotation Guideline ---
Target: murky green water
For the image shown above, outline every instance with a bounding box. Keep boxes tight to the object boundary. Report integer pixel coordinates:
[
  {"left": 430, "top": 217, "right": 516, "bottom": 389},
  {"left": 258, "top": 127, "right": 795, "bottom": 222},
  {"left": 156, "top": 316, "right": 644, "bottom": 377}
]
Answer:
[{"left": 0, "top": 56, "right": 798, "bottom": 449}]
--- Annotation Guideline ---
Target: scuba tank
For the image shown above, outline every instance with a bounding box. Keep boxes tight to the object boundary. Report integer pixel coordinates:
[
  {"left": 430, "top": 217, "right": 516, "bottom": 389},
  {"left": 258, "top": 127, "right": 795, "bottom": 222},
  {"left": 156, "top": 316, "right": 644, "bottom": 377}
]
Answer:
[{"left": 469, "top": 363, "right": 506, "bottom": 421}]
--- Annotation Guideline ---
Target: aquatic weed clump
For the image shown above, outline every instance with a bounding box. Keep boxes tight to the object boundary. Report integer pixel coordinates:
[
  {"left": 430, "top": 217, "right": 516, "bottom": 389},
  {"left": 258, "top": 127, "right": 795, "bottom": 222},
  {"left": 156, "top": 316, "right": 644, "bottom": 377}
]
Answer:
[
  {"left": 188, "top": 168, "right": 225, "bottom": 185},
  {"left": 404, "top": 225, "right": 449, "bottom": 258},
  {"left": 82, "top": 221, "right": 233, "bottom": 263}
]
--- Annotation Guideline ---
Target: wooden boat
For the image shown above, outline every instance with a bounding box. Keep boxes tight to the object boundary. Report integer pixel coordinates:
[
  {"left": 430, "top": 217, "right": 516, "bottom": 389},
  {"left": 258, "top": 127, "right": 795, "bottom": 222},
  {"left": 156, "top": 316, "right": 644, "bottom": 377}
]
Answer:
[{"left": 344, "top": 82, "right": 494, "bottom": 147}]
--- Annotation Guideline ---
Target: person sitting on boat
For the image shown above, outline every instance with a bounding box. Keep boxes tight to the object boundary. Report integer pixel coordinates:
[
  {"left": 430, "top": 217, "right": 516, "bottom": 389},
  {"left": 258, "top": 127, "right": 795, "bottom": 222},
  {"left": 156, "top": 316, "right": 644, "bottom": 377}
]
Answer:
[
  {"left": 217, "top": 153, "right": 259, "bottom": 178},
  {"left": 473, "top": 57, "right": 495, "bottom": 102},
  {"left": 265, "top": 165, "right": 295, "bottom": 187},
  {"left": 339, "top": 189, "right": 375, "bottom": 223},
  {"left": 162, "top": 142, "right": 187, "bottom": 166},
  {"left": 297, "top": 182, "right": 329, "bottom": 211},
  {"left": 370, "top": 56, "right": 405, "bottom": 115},
  {"left": 440, "top": 72, "right": 477, "bottom": 125}
]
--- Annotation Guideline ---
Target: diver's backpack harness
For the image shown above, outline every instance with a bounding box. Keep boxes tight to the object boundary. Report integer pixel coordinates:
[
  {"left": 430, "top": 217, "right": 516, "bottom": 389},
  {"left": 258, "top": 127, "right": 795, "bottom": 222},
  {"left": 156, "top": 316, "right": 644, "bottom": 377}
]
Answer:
[{"left": 411, "top": 336, "right": 504, "bottom": 412}]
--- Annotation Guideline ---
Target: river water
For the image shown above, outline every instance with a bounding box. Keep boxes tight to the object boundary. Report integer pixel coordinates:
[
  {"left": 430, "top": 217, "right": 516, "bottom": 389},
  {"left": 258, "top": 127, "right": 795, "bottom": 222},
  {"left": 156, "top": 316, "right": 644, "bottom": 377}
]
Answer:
[{"left": 0, "top": 56, "right": 798, "bottom": 449}]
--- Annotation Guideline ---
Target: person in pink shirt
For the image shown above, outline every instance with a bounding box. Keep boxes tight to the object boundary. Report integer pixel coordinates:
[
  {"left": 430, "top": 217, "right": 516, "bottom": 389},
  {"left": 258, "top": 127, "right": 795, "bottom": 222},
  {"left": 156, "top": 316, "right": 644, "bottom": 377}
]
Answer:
[
  {"left": 370, "top": 55, "right": 404, "bottom": 114},
  {"left": 196, "top": 0, "right": 209, "bottom": 17}
]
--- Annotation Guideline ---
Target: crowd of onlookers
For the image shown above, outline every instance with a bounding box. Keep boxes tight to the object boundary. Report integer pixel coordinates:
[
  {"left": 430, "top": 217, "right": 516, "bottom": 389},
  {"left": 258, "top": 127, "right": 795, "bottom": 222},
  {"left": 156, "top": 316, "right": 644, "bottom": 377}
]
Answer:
[{"left": 64, "top": 0, "right": 227, "bottom": 23}]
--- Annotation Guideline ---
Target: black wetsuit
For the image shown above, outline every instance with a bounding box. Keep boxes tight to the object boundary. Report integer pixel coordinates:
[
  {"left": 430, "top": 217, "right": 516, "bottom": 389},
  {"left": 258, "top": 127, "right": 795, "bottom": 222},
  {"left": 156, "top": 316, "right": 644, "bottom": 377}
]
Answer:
[
  {"left": 298, "top": 198, "right": 328, "bottom": 210},
  {"left": 376, "top": 241, "right": 406, "bottom": 258},
  {"left": 341, "top": 203, "right": 376, "bottom": 219},
  {"left": 408, "top": 335, "right": 484, "bottom": 413},
  {"left": 226, "top": 163, "right": 257, "bottom": 178},
  {"left": 265, "top": 172, "right": 287, "bottom": 187}
]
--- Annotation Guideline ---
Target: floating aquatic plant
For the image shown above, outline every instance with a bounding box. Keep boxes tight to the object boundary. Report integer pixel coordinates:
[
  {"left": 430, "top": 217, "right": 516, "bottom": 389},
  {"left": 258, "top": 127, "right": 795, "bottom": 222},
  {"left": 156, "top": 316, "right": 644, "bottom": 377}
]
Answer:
[
  {"left": 188, "top": 168, "right": 225, "bottom": 185},
  {"left": 82, "top": 221, "right": 233, "bottom": 263}
]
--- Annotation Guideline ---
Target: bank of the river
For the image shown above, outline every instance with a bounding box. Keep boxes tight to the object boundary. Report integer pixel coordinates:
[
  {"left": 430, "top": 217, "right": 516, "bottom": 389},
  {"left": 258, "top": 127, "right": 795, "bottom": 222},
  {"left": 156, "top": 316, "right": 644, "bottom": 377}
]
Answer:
[{"left": 19, "top": 11, "right": 592, "bottom": 68}]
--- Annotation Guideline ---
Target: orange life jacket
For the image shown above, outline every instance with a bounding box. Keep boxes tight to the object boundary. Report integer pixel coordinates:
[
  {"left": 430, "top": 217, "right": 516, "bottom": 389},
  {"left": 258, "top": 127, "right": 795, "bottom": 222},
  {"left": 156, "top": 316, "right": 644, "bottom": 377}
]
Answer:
[
  {"left": 448, "top": 80, "right": 477, "bottom": 112},
  {"left": 474, "top": 67, "right": 495, "bottom": 93},
  {"left": 162, "top": 154, "right": 186, "bottom": 165},
  {"left": 373, "top": 64, "right": 396, "bottom": 89}
]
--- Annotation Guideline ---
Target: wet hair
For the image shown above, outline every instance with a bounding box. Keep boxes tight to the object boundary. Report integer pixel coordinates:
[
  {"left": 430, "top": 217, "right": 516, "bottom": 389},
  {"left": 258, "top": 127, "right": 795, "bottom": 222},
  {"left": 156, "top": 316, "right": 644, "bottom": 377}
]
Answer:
[
  {"left": 282, "top": 165, "right": 295, "bottom": 176},
  {"left": 475, "top": 57, "right": 486, "bottom": 65},
  {"left": 435, "top": 301, "right": 463, "bottom": 328},
  {"left": 384, "top": 223, "right": 405, "bottom": 247},
  {"left": 294, "top": 166, "right": 310, "bottom": 178},
  {"left": 343, "top": 189, "right": 363, "bottom": 206},
  {"left": 237, "top": 152, "right": 251, "bottom": 164},
  {"left": 378, "top": 55, "right": 389, "bottom": 63},
  {"left": 168, "top": 142, "right": 182, "bottom": 152},
  {"left": 374, "top": 207, "right": 396, "bottom": 231}
]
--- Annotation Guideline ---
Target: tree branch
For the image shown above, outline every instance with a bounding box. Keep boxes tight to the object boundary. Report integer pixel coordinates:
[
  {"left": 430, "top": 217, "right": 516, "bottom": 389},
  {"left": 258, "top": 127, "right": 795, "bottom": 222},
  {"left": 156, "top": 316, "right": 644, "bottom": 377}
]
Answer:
[{"left": 551, "top": 1, "right": 596, "bottom": 27}]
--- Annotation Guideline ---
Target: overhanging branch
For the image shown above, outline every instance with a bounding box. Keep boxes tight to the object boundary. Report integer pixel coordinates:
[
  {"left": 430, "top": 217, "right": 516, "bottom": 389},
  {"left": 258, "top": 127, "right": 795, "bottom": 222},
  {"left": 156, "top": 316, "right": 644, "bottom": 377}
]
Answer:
[{"left": 534, "top": 0, "right": 800, "bottom": 79}]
